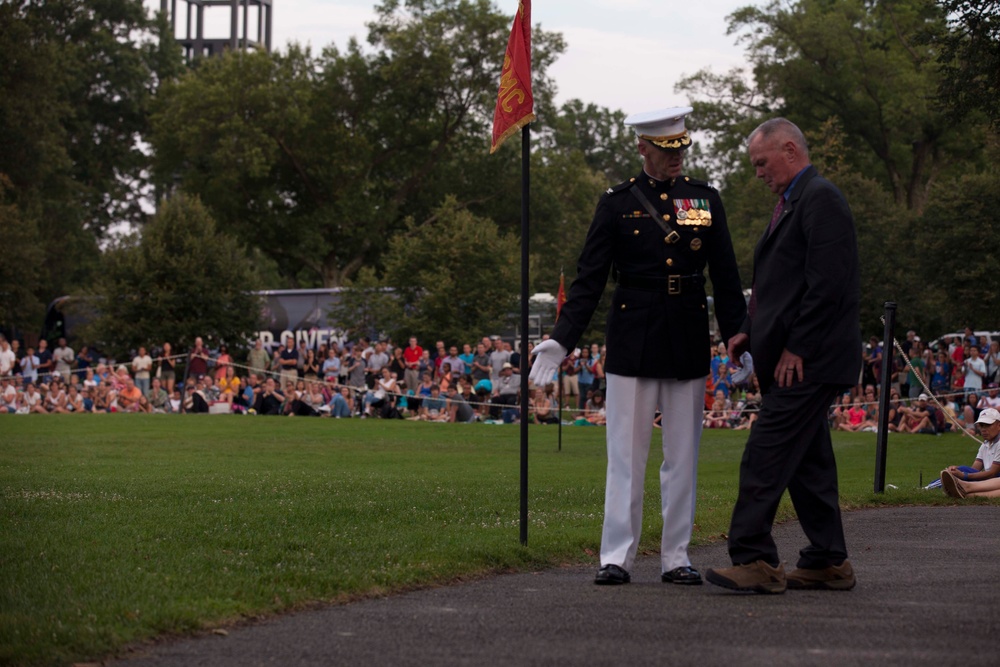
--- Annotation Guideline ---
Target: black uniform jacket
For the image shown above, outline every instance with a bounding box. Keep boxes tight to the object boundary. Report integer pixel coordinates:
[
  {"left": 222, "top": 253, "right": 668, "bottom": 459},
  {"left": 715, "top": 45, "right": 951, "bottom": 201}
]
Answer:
[
  {"left": 741, "top": 166, "right": 862, "bottom": 393},
  {"left": 551, "top": 171, "right": 746, "bottom": 380}
]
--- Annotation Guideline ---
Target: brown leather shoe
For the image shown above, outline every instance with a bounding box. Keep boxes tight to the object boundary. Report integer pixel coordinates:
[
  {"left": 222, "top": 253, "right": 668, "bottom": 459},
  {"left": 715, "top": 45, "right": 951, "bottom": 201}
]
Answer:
[
  {"left": 787, "top": 559, "right": 856, "bottom": 591},
  {"left": 705, "top": 561, "right": 786, "bottom": 594}
]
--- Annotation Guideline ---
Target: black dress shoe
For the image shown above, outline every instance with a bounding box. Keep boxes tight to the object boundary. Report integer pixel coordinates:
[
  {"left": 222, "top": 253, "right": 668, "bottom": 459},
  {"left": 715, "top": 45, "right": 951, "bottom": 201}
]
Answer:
[
  {"left": 594, "top": 564, "right": 631, "bottom": 585},
  {"left": 661, "top": 566, "right": 703, "bottom": 585}
]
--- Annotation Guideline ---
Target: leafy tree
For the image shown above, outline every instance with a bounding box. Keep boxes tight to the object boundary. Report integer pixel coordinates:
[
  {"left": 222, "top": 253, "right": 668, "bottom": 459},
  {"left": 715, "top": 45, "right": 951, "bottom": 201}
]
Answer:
[
  {"left": 910, "top": 139, "right": 1000, "bottom": 334},
  {"left": 681, "top": 0, "right": 979, "bottom": 214},
  {"left": 81, "top": 195, "right": 264, "bottom": 358},
  {"left": 544, "top": 100, "right": 634, "bottom": 182},
  {"left": 0, "top": 178, "right": 46, "bottom": 337},
  {"left": 151, "top": 0, "right": 566, "bottom": 288},
  {"left": 936, "top": 1, "right": 1000, "bottom": 127},
  {"left": 0, "top": 0, "right": 183, "bottom": 318},
  {"left": 325, "top": 267, "right": 400, "bottom": 343},
  {"left": 675, "top": 0, "right": 1000, "bottom": 337},
  {"left": 381, "top": 196, "right": 519, "bottom": 345}
]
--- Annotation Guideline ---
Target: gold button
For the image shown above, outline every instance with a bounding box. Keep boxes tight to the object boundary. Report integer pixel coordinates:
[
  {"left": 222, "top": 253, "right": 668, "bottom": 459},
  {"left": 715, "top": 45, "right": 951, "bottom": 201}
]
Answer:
[
  {"left": 693, "top": 226, "right": 700, "bottom": 232},
  {"left": 620, "top": 304, "right": 627, "bottom": 310},
  {"left": 648, "top": 179, "right": 656, "bottom": 187},
  {"left": 667, "top": 258, "right": 674, "bottom": 266},
  {"left": 660, "top": 193, "right": 668, "bottom": 201},
  {"left": 629, "top": 177, "right": 636, "bottom": 182},
  {"left": 684, "top": 176, "right": 690, "bottom": 182},
  {"left": 634, "top": 229, "right": 639, "bottom": 235},
  {"left": 662, "top": 214, "right": 670, "bottom": 221}
]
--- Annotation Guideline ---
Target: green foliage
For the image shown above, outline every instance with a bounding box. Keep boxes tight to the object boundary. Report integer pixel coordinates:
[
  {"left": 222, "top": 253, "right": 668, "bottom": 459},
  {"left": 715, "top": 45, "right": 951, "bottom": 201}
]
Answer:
[
  {"left": 0, "top": 0, "right": 182, "bottom": 319},
  {"left": 382, "top": 196, "right": 519, "bottom": 344},
  {"left": 678, "top": 0, "right": 999, "bottom": 337},
  {"left": 544, "top": 100, "right": 634, "bottom": 182},
  {"left": 910, "top": 163, "right": 1000, "bottom": 333},
  {"left": 326, "top": 266, "right": 400, "bottom": 342},
  {"left": 0, "top": 179, "right": 46, "bottom": 336},
  {"left": 683, "top": 0, "right": 982, "bottom": 214},
  {"left": 81, "top": 195, "right": 265, "bottom": 357},
  {"left": 936, "top": 1, "right": 1000, "bottom": 127},
  {"left": 151, "top": 0, "right": 567, "bottom": 290}
]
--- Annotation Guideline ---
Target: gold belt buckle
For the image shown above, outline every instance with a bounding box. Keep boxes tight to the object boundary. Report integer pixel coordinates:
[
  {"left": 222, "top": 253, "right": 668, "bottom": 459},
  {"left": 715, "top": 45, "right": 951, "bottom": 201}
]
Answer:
[{"left": 668, "top": 275, "right": 681, "bottom": 295}]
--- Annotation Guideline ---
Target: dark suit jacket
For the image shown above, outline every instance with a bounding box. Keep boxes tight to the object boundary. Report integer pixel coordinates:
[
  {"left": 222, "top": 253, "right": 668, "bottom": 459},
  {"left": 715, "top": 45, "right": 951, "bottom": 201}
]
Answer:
[
  {"left": 551, "top": 172, "right": 745, "bottom": 380},
  {"left": 742, "top": 166, "right": 861, "bottom": 393}
]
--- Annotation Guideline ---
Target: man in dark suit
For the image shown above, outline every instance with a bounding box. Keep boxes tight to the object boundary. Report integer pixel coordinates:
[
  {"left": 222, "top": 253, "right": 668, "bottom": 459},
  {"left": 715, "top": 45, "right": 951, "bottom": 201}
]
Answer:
[
  {"left": 706, "top": 118, "right": 861, "bottom": 594},
  {"left": 530, "top": 107, "right": 746, "bottom": 586}
]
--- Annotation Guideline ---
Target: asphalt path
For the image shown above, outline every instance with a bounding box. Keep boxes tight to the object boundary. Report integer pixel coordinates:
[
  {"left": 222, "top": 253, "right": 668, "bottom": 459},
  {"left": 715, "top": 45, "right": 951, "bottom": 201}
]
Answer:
[{"left": 112, "top": 506, "right": 998, "bottom": 667}]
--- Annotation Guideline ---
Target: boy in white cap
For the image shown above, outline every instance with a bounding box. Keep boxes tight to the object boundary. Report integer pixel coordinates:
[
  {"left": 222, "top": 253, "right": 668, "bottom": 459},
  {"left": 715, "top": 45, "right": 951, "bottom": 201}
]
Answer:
[
  {"left": 942, "top": 407, "right": 1000, "bottom": 483},
  {"left": 530, "top": 106, "right": 745, "bottom": 585}
]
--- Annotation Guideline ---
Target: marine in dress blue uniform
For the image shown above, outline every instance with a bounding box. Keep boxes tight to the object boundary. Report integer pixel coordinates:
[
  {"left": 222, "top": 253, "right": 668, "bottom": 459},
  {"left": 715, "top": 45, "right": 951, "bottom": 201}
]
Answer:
[{"left": 530, "top": 107, "right": 746, "bottom": 585}]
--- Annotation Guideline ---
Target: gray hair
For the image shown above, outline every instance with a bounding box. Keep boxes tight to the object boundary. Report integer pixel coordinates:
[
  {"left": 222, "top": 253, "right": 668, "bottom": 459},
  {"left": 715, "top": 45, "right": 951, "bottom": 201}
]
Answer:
[{"left": 748, "top": 118, "right": 809, "bottom": 157}]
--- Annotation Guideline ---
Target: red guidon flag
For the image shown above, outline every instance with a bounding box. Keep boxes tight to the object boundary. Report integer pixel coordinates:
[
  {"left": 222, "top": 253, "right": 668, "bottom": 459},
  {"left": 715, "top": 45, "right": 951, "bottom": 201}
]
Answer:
[
  {"left": 490, "top": 0, "right": 535, "bottom": 154},
  {"left": 556, "top": 271, "right": 566, "bottom": 320}
]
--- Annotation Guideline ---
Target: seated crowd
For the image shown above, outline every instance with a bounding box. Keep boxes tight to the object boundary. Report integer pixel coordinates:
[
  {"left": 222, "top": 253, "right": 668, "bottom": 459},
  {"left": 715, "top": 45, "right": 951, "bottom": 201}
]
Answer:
[
  {"left": 2, "top": 328, "right": 997, "bottom": 431},
  {"left": 0, "top": 333, "right": 610, "bottom": 424}
]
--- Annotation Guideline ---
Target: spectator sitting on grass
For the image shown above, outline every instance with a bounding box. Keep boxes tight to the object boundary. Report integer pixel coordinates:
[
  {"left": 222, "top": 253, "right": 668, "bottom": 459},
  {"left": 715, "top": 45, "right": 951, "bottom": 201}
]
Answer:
[
  {"left": 898, "top": 394, "right": 936, "bottom": 434},
  {"left": 704, "top": 389, "right": 730, "bottom": 429},
  {"left": 66, "top": 385, "right": 85, "bottom": 413},
  {"left": 118, "top": 377, "right": 148, "bottom": 413},
  {"left": 447, "top": 383, "right": 476, "bottom": 423},
  {"left": 977, "top": 383, "right": 1000, "bottom": 411},
  {"left": 94, "top": 383, "right": 112, "bottom": 413},
  {"left": 531, "top": 387, "right": 560, "bottom": 425},
  {"left": 324, "top": 385, "right": 353, "bottom": 418},
  {"left": 253, "top": 377, "right": 285, "bottom": 415},
  {"left": 930, "top": 408, "right": 1000, "bottom": 492},
  {"left": 148, "top": 378, "right": 170, "bottom": 413},
  {"left": 168, "top": 389, "right": 182, "bottom": 413},
  {"left": 23, "top": 382, "right": 46, "bottom": 414},
  {"left": 491, "top": 363, "right": 519, "bottom": 419},
  {"left": 584, "top": 390, "right": 607, "bottom": 425},
  {"left": 45, "top": 378, "right": 69, "bottom": 414},
  {"left": 733, "top": 390, "right": 761, "bottom": 430},
  {"left": 1, "top": 376, "right": 17, "bottom": 413},
  {"left": 411, "top": 384, "right": 448, "bottom": 422}
]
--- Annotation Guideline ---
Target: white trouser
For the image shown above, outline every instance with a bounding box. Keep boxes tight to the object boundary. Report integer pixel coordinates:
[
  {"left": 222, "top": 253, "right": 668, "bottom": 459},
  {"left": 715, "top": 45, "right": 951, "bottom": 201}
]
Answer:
[{"left": 600, "top": 373, "right": 705, "bottom": 573}]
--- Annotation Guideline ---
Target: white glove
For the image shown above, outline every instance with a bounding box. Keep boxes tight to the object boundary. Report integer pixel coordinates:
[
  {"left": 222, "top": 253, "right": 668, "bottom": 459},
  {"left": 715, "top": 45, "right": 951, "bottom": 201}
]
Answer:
[
  {"left": 529, "top": 339, "right": 568, "bottom": 387},
  {"left": 730, "top": 351, "right": 754, "bottom": 385}
]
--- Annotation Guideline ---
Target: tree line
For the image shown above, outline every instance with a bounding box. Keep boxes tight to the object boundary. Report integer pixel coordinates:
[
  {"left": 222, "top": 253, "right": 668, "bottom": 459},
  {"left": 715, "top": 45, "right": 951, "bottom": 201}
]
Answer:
[{"left": 1, "top": 0, "right": 997, "bottom": 357}]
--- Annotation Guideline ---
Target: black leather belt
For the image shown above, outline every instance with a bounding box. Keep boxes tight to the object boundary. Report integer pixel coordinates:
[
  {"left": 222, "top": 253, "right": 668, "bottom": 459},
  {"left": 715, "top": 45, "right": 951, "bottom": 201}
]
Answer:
[{"left": 616, "top": 273, "right": 704, "bottom": 294}]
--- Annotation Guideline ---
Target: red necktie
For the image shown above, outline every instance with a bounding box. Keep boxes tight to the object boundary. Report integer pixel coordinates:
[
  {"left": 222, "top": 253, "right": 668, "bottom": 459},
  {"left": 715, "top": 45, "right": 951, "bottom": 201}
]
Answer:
[
  {"left": 748, "top": 197, "right": 786, "bottom": 320},
  {"left": 768, "top": 196, "right": 785, "bottom": 234}
]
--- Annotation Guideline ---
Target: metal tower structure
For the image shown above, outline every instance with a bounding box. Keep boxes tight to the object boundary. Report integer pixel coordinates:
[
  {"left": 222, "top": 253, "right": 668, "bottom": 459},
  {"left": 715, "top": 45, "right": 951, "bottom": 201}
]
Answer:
[{"left": 161, "top": 0, "right": 273, "bottom": 60}]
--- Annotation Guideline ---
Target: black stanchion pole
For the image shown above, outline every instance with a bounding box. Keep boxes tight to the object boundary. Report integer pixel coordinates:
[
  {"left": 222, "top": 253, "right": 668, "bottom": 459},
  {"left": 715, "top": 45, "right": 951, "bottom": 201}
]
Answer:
[
  {"left": 518, "top": 125, "right": 530, "bottom": 546},
  {"left": 874, "top": 301, "right": 896, "bottom": 493}
]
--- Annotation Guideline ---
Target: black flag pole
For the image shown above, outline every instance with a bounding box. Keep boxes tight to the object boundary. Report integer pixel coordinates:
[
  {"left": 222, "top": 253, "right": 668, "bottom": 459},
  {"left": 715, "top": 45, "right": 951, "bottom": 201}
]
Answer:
[{"left": 519, "top": 123, "right": 531, "bottom": 546}]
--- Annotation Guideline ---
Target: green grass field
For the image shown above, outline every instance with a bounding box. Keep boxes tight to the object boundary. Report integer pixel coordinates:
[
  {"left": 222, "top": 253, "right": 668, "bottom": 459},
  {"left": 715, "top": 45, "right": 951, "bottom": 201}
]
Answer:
[{"left": 0, "top": 416, "right": 984, "bottom": 666}]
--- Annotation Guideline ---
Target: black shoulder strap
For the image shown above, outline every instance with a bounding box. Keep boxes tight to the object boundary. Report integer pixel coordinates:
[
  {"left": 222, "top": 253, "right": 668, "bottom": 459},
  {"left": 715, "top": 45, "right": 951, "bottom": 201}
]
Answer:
[{"left": 629, "top": 185, "right": 680, "bottom": 244}]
